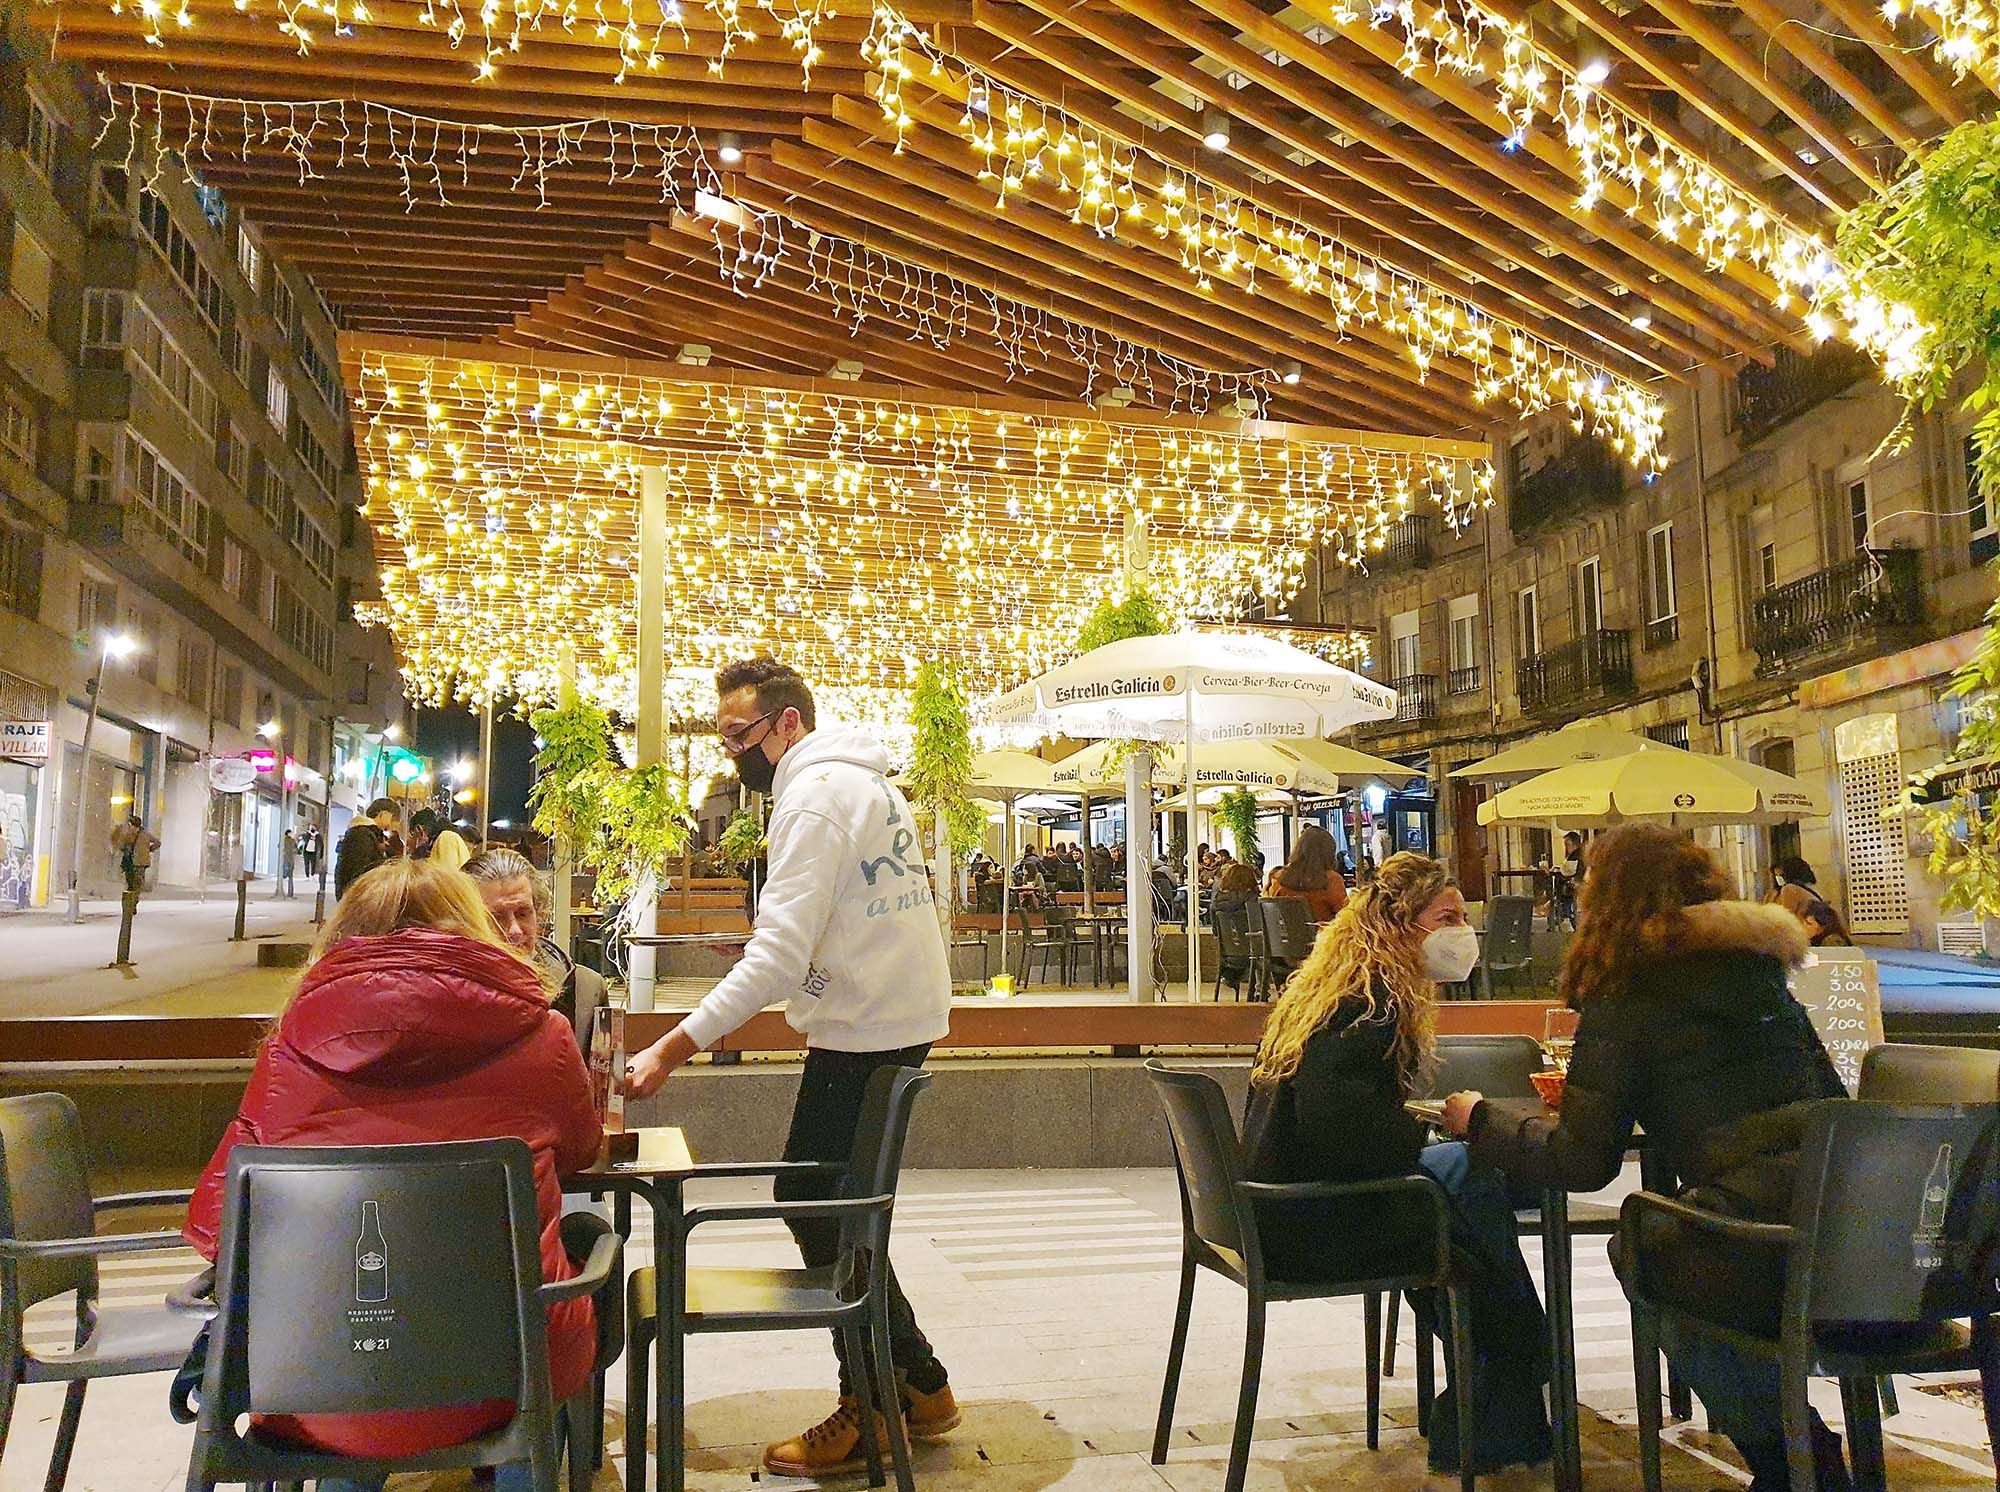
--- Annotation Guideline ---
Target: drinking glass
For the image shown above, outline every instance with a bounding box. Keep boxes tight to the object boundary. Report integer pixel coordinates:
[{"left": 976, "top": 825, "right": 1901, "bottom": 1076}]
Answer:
[{"left": 1543, "top": 1007, "right": 1580, "bottom": 1073}]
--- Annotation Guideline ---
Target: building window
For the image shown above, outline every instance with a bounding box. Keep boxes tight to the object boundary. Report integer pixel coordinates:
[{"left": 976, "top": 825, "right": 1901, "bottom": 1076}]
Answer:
[
  {"left": 222, "top": 535, "right": 246, "bottom": 599},
  {"left": 8, "top": 228, "right": 53, "bottom": 324},
  {"left": 287, "top": 502, "right": 335, "bottom": 584},
  {"left": 218, "top": 663, "right": 244, "bottom": 728},
  {"left": 130, "top": 302, "right": 219, "bottom": 435},
  {"left": 231, "top": 325, "right": 253, "bottom": 387},
  {"left": 1967, "top": 435, "right": 1996, "bottom": 567},
  {"left": 269, "top": 273, "right": 296, "bottom": 342},
  {"left": 218, "top": 416, "right": 246, "bottom": 488},
  {"left": 1645, "top": 522, "right": 1677, "bottom": 623},
  {"left": 1447, "top": 593, "right": 1480, "bottom": 691},
  {"left": 1645, "top": 720, "right": 1690, "bottom": 751},
  {"left": 295, "top": 330, "right": 342, "bottom": 415},
  {"left": 1573, "top": 554, "right": 1602, "bottom": 636},
  {"left": 121, "top": 430, "right": 212, "bottom": 566},
  {"left": 235, "top": 226, "right": 262, "bottom": 291},
  {"left": 79, "top": 438, "right": 113, "bottom": 506},
  {"left": 1846, "top": 473, "right": 1873, "bottom": 553},
  {"left": 265, "top": 367, "right": 290, "bottom": 432},
  {"left": 0, "top": 525, "right": 42, "bottom": 620},
  {"left": 175, "top": 634, "right": 211, "bottom": 712},
  {"left": 77, "top": 575, "right": 118, "bottom": 635},
  {"left": 253, "top": 460, "right": 290, "bottom": 529},
  {"left": 137, "top": 186, "right": 226, "bottom": 329},
  {"left": 0, "top": 387, "right": 37, "bottom": 465},
  {"left": 291, "top": 412, "right": 339, "bottom": 495},
  {"left": 1759, "top": 542, "right": 1778, "bottom": 592},
  {"left": 1389, "top": 609, "right": 1420, "bottom": 680},
  {"left": 1516, "top": 584, "right": 1539, "bottom": 662},
  {"left": 273, "top": 577, "right": 333, "bottom": 673},
  {"left": 25, "top": 92, "right": 59, "bottom": 184},
  {"left": 122, "top": 604, "right": 160, "bottom": 684},
  {"left": 80, "top": 288, "right": 126, "bottom": 358},
  {"left": 88, "top": 162, "right": 130, "bottom": 228}
]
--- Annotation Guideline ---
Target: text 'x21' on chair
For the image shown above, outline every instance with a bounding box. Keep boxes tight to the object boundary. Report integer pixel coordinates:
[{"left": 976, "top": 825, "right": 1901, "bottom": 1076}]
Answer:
[
  {"left": 626, "top": 1065, "right": 932, "bottom": 1492},
  {"left": 1144, "top": 1062, "right": 1480, "bottom": 1492},
  {"left": 1623, "top": 1098, "right": 2000, "bottom": 1492},
  {"left": 182, "top": 1137, "right": 620, "bottom": 1492},
  {"left": 0, "top": 1091, "right": 204, "bottom": 1492}
]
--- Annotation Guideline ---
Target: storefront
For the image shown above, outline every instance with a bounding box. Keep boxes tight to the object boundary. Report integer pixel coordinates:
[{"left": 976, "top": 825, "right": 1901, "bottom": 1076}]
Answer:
[{"left": 0, "top": 723, "right": 49, "bottom": 910}]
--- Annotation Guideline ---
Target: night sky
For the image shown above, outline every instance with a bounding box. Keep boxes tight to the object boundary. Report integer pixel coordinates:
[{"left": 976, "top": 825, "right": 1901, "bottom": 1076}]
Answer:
[{"left": 414, "top": 705, "right": 539, "bottom": 829}]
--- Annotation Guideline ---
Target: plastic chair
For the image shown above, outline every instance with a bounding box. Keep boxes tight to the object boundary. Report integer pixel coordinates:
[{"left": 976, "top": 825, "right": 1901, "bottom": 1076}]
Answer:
[
  {"left": 1478, "top": 896, "right": 1535, "bottom": 995},
  {"left": 1016, "top": 906, "right": 1072, "bottom": 990},
  {"left": 182, "top": 1137, "right": 620, "bottom": 1492},
  {"left": 1859, "top": 1043, "right": 2000, "bottom": 1103},
  {"left": 0, "top": 1093, "right": 203, "bottom": 1492},
  {"left": 626, "top": 1066, "right": 931, "bottom": 1492},
  {"left": 1210, "top": 903, "right": 1260, "bottom": 1001},
  {"left": 1143, "top": 1063, "right": 1478, "bottom": 1492},
  {"left": 1623, "top": 1099, "right": 2000, "bottom": 1492},
  {"left": 1257, "top": 898, "right": 1316, "bottom": 987}
]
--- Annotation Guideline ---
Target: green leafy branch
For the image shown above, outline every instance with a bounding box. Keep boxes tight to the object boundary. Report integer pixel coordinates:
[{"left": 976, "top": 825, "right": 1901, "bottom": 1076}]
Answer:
[
  {"left": 529, "top": 696, "right": 690, "bottom": 908},
  {"left": 716, "top": 806, "right": 766, "bottom": 870},
  {"left": 1217, "top": 787, "right": 1261, "bottom": 863}
]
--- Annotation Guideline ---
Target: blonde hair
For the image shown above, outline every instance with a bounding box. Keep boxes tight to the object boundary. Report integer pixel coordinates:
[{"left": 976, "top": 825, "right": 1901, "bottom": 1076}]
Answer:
[
  {"left": 311, "top": 857, "right": 525, "bottom": 969},
  {"left": 1251, "top": 850, "right": 1451, "bottom": 1091}
]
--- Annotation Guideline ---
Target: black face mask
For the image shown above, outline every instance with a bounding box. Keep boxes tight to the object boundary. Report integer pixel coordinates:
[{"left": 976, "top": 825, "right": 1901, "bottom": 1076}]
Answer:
[{"left": 735, "top": 744, "right": 779, "bottom": 794}]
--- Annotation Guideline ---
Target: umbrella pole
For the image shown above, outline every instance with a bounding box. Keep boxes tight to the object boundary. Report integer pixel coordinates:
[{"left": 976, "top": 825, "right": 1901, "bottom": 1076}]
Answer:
[
  {"left": 1185, "top": 695, "right": 1199, "bottom": 1006},
  {"left": 999, "top": 802, "right": 1012, "bottom": 990}
]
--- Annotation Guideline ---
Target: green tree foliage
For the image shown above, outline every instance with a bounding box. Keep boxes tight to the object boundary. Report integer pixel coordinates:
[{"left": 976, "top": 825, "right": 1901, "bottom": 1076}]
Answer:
[
  {"left": 1217, "top": 788, "right": 1261, "bottom": 863},
  {"left": 716, "top": 806, "right": 766, "bottom": 869},
  {"left": 1075, "top": 590, "right": 1168, "bottom": 652},
  {"left": 528, "top": 698, "right": 690, "bottom": 908},
  {"left": 1839, "top": 120, "right": 2000, "bottom": 917}
]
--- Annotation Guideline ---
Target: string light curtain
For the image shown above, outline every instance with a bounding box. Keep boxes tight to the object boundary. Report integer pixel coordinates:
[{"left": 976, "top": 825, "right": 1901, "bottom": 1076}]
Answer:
[
  {"left": 348, "top": 344, "right": 1488, "bottom": 734},
  {"left": 1883, "top": 0, "right": 2000, "bottom": 87}
]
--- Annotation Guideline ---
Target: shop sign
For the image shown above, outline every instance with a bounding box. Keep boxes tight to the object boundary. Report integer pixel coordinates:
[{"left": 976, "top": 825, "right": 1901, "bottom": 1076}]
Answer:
[
  {"left": 0, "top": 721, "right": 52, "bottom": 760},
  {"left": 209, "top": 757, "right": 258, "bottom": 794},
  {"left": 247, "top": 748, "right": 278, "bottom": 772}
]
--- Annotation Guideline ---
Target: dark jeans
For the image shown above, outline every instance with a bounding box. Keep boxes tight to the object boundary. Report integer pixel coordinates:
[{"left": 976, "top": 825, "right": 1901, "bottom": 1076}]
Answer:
[{"left": 777, "top": 1044, "right": 942, "bottom": 1396}]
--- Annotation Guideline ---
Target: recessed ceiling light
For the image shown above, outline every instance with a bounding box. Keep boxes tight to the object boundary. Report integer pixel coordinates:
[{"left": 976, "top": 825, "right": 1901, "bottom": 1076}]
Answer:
[
  {"left": 1576, "top": 59, "right": 1612, "bottom": 85},
  {"left": 1201, "top": 106, "right": 1232, "bottom": 151},
  {"left": 1630, "top": 313, "right": 1652, "bottom": 330},
  {"left": 1279, "top": 360, "right": 1303, "bottom": 385},
  {"left": 717, "top": 131, "right": 744, "bottom": 166}
]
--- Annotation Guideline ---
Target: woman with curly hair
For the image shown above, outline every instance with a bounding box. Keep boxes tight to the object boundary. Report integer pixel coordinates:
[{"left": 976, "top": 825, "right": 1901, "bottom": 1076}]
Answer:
[
  {"left": 1442, "top": 825, "right": 1850, "bottom": 1492},
  {"left": 1243, "top": 851, "right": 1549, "bottom": 1476}
]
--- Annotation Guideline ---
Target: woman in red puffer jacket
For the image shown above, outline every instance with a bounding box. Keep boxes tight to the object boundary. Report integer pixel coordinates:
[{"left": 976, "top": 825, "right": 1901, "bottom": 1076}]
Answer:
[{"left": 185, "top": 856, "right": 604, "bottom": 1461}]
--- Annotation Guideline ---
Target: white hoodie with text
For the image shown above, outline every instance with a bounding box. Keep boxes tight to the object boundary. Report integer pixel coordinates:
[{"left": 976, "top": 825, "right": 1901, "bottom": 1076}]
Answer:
[{"left": 676, "top": 726, "right": 953, "bottom": 1054}]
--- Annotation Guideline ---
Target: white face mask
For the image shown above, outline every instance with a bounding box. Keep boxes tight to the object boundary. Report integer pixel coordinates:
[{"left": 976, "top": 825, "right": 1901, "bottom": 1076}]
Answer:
[{"left": 1421, "top": 924, "right": 1480, "bottom": 984}]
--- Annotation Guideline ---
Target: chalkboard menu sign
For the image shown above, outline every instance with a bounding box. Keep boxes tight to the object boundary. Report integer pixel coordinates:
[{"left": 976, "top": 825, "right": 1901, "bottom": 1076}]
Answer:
[{"left": 1789, "top": 950, "right": 1884, "bottom": 1095}]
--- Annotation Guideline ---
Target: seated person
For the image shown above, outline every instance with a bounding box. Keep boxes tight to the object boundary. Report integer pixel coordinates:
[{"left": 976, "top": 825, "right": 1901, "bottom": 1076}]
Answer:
[
  {"left": 184, "top": 859, "right": 604, "bottom": 1492},
  {"left": 1245, "top": 853, "right": 1549, "bottom": 1476},
  {"left": 1264, "top": 824, "right": 1349, "bottom": 924},
  {"left": 1444, "top": 826, "right": 1851, "bottom": 1492},
  {"left": 1208, "top": 861, "right": 1262, "bottom": 994}
]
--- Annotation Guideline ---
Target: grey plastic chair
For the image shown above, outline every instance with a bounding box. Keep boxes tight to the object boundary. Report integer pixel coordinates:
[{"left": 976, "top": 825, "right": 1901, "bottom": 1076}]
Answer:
[
  {"left": 1622, "top": 1099, "right": 2000, "bottom": 1492},
  {"left": 1478, "top": 896, "right": 1535, "bottom": 995},
  {"left": 1257, "top": 898, "right": 1316, "bottom": 985},
  {"left": 1210, "top": 904, "right": 1260, "bottom": 1001},
  {"left": 1144, "top": 1063, "right": 1477, "bottom": 1492},
  {"left": 625, "top": 1065, "right": 931, "bottom": 1492},
  {"left": 182, "top": 1137, "right": 620, "bottom": 1492},
  {"left": 0, "top": 1092, "right": 203, "bottom": 1492},
  {"left": 1859, "top": 1043, "right": 2000, "bottom": 1103}
]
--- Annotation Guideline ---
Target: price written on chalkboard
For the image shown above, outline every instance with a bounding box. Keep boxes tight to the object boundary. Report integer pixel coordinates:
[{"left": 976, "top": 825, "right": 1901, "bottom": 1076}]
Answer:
[{"left": 1789, "top": 951, "right": 1884, "bottom": 1096}]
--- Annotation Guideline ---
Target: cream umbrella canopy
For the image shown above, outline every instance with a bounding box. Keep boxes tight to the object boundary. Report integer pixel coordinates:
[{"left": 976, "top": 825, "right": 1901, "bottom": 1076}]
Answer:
[
  {"left": 1451, "top": 724, "right": 1658, "bottom": 781},
  {"left": 912, "top": 749, "right": 1061, "bottom": 987},
  {"left": 990, "top": 631, "right": 1396, "bottom": 1002},
  {"left": 1475, "top": 747, "right": 1830, "bottom": 829},
  {"left": 1052, "top": 737, "right": 1421, "bottom": 795}
]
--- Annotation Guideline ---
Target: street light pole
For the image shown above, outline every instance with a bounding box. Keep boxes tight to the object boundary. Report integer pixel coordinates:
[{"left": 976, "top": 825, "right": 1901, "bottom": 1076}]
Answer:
[{"left": 66, "top": 636, "right": 133, "bottom": 924}]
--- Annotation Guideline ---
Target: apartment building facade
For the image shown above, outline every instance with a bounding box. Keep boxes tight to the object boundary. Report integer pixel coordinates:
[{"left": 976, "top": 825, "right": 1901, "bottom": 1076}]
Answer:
[
  {"left": 0, "top": 20, "right": 401, "bottom": 907},
  {"left": 1303, "top": 345, "right": 1992, "bottom": 951}
]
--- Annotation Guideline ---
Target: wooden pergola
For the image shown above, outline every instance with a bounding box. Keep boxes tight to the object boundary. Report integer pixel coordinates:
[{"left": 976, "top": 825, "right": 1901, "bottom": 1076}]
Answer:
[{"left": 34, "top": 0, "right": 1982, "bottom": 441}]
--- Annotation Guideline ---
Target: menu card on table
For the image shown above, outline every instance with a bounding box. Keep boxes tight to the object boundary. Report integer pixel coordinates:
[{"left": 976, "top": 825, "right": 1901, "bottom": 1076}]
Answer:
[{"left": 1790, "top": 950, "right": 1884, "bottom": 1095}]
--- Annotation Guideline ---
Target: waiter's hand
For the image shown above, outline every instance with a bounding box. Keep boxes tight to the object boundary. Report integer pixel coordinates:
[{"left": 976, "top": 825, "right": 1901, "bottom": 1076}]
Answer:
[
  {"left": 623, "top": 1029, "right": 699, "bottom": 1098},
  {"left": 1441, "top": 1090, "right": 1483, "bottom": 1138}
]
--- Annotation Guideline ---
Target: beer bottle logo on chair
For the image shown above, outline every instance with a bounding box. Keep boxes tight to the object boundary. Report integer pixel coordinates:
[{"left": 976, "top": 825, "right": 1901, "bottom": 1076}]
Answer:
[
  {"left": 355, "top": 1200, "right": 389, "bottom": 1303},
  {"left": 1916, "top": 1144, "right": 1953, "bottom": 1243}
]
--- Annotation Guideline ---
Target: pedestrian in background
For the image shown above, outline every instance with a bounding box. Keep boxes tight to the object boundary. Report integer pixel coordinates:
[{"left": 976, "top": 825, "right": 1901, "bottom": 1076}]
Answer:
[
  {"left": 334, "top": 798, "right": 401, "bottom": 899},
  {"left": 109, "top": 813, "right": 159, "bottom": 896},
  {"left": 299, "top": 824, "right": 322, "bottom": 884},
  {"left": 281, "top": 828, "right": 298, "bottom": 898}
]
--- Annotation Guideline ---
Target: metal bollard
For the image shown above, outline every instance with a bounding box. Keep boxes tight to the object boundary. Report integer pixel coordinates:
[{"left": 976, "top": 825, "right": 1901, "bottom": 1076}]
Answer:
[
  {"left": 231, "top": 874, "right": 248, "bottom": 942},
  {"left": 114, "top": 889, "right": 138, "bottom": 966}
]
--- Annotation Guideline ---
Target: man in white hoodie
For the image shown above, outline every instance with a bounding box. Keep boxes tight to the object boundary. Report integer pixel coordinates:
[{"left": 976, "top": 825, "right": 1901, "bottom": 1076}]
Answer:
[{"left": 624, "top": 657, "right": 956, "bottom": 1476}]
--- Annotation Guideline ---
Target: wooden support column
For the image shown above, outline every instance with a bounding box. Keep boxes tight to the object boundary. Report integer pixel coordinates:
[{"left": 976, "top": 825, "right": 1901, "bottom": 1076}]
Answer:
[{"left": 629, "top": 463, "right": 667, "bottom": 1012}]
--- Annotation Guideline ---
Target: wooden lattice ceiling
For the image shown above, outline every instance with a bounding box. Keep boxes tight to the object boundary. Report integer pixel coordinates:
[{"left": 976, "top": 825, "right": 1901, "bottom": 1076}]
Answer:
[{"left": 32, "top": 0, "right": 1989, "bottom": 441}]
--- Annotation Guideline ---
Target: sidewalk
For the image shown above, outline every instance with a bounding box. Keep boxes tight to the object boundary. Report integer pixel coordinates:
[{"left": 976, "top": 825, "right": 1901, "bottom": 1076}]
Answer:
[{"left": 0, "top": 885, "right": 323, "bottom": 1019}]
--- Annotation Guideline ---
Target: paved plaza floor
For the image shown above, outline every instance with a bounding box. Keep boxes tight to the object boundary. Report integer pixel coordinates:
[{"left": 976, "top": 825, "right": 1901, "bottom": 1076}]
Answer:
[{"left": 8, "top": 1169, "right": 1991, "bottom": 1492}]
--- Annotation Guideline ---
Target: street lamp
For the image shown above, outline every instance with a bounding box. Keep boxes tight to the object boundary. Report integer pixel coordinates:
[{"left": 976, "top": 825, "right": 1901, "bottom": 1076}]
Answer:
[{"left": 67, "top": 633, "right": 138, "bottom": 923}]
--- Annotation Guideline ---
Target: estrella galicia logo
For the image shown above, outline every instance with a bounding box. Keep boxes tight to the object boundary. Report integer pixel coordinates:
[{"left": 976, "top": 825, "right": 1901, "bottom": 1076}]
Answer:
[{"left": 1673, "top": 793, "right": 1696, "bottom": 808}]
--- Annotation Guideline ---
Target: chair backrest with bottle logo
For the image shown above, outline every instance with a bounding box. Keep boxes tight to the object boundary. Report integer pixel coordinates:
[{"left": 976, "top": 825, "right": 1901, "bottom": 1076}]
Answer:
[
  {"left": 211, "top": 1140, "right": 538, "bottom": 1418},
  {"left": 1785, "top": 1099, "right": 1999, "bottom": 1329},
  {"left": 1415, "top": 1035, "right": 1544, "bottom": 1102}
]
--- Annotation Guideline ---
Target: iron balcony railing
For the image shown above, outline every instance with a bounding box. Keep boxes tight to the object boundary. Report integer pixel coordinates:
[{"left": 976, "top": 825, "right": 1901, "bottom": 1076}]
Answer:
[
  {"left": 1732, "top": 342, "right": 1874, "bottom": 446},
  {"left": 1447, "top": 664, "right": 1482, "bottom": 696},
  {"left": 1509, "top": 437, "right": 1625, "bottom": 537},
  {"left": 1752, "top": 550, "right": 1922, "bottom": 676},
  {"left": 1643, "top": 615, "right": 1680, "bottom": 651},
  {"left": 1518, "top": 629, "right": 1635, "bottom": 715},
  {"left": 1390, "top": 674, "right": 1438, "bottom": 724},
  {"left": 1379, "top": 513, "right": 1437, "bottom": 571}
]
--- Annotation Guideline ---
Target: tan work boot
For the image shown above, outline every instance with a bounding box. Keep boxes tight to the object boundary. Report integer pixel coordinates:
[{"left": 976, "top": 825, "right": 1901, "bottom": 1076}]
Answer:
[
  {"left": 901, "top": 1379, "right": 961, "bottom": 1441},
  {"left": 762, "top": 1396, "right": 890, "bottom": 1478}
]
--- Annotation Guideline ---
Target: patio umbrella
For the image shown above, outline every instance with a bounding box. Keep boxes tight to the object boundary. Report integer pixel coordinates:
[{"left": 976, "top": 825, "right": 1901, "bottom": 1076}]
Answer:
[
  {"left": 1475, "top": 746, "right": 1830, "bottom": 829},
  {"left": 1052, "top": 737, "right": 1420, "bottom": 795},
  {"left": 1451, "top": 724, "right": 1658, "bottom": 781},
  {"left": 990, "top": 630, "right": 1396, "bottom": 1002}
]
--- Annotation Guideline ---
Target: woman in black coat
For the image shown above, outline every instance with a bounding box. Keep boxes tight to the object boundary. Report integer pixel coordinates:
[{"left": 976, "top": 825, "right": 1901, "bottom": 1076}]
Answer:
[
  {"left": 1243, "top": 852, "right": 1548, "bottom": 1476},
  {"left": 1442, "top": 824, "right": 1850, "bottom": 1492}
]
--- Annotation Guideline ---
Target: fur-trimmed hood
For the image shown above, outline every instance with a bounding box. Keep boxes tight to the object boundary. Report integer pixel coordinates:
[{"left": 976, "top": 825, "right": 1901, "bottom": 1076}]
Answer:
[{"left": 1635, "top": 898, "right": 1809, "bottom": 968}]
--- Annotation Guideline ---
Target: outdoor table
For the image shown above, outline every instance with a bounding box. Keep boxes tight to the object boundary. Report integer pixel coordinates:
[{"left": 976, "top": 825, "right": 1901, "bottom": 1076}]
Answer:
[
  {"left": 1404, "top": 1098, "right": 1660, "bottom": 1492},
  {"left": 567, "top": 1126, "right": 698, "bottom": 1492},
  {"left": 1073, "top": 909, "right": 1128, "bottom": 986}
]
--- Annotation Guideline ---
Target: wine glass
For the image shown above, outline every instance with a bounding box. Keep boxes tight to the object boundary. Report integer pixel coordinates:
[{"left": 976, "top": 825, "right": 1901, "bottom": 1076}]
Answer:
[{"left": 1543, "top": 1007, "right": 1580, "bottom": 1073}]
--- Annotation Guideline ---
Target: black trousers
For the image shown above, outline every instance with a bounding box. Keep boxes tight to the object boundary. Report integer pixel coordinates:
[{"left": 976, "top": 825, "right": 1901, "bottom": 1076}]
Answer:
[{"left": 776, "top": 1043, "right": 939, "bottom": 1395}]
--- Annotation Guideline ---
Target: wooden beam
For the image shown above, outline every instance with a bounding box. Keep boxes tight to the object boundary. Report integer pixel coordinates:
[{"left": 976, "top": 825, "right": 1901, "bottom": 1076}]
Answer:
[
  {"left": 1811, "top": 0, "right": 1972, "bottom": 125},
  {"left": 1727, "top": 0, "right": 1923, "bottom": 152}
]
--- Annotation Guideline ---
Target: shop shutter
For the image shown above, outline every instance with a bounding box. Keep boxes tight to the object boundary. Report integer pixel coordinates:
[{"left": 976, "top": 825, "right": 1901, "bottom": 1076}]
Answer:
[{"left": 1834, "top": 713, "right": 1910, "bottom": 934}]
